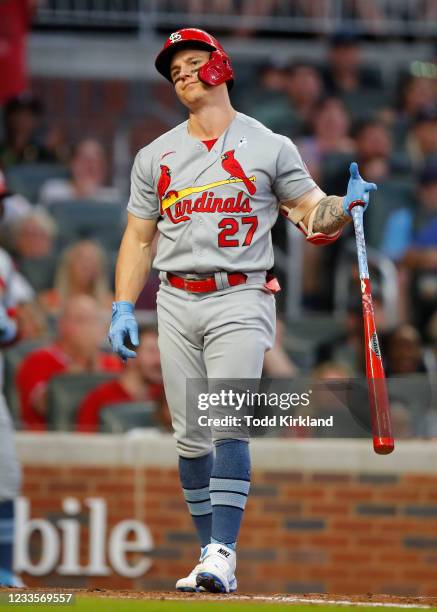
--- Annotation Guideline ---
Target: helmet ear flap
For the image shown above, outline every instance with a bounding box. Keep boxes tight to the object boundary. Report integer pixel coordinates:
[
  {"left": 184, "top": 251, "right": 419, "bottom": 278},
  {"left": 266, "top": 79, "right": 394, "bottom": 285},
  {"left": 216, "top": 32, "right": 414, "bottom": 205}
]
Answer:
[{"left": 198, "top": 50, "right": 234, "bottom": 88}]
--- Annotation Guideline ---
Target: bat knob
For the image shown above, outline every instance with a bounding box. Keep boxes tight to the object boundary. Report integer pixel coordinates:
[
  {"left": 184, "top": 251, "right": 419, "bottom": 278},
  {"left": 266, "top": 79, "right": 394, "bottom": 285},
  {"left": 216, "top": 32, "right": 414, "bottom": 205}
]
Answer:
[{"left": 373, "top": 437, "right": 395, "bottom": 455}]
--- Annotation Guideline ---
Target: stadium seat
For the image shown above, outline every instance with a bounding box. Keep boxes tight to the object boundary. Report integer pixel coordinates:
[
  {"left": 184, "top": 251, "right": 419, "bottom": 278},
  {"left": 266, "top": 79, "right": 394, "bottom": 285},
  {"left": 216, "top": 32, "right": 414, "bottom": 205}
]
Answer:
[
  {"left": 46, "top": 372, "right": 116, "bottom": 431},
  {"left": 4, "top": 340, "right": 48, "bottom": 426},
  {"left": 98, "top": 401, "right": 158, "bottom": 433},
  {"left": 47, "top": 200, "right": 124, "bottom": 250},
  {"left": 5, "top": 164, "right": 69, "bottom": 203}
]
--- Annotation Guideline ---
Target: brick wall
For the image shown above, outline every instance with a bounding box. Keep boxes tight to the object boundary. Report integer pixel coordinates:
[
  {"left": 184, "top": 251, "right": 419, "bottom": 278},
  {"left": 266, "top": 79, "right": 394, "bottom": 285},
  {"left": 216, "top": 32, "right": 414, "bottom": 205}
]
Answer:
[{"left": 16, "top": 435, "right": 437, "bottom": 595}]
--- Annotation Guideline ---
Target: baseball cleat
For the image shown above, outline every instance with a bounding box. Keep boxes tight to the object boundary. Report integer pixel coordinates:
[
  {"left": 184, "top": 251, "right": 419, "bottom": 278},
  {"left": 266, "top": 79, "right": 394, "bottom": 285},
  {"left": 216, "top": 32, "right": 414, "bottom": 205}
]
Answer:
[
  {"left": 195, "top": 543, "right": 237, "bottom": 593},
  {"left": 196, "top": 571, "right": 237, "bottom": 593},
  {"left": 175, "top": 563, "right": 204, "bottom": 592},
  {"left": 176, "top": 548, "right": 208, "bottom": 592}
]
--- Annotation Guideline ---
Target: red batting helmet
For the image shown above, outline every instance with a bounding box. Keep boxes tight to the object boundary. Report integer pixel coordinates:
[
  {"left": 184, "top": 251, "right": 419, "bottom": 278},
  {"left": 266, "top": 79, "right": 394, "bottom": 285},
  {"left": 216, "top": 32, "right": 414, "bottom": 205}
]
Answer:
[{"left": 155, "top": 28, "right": 234, "bottom": 89}]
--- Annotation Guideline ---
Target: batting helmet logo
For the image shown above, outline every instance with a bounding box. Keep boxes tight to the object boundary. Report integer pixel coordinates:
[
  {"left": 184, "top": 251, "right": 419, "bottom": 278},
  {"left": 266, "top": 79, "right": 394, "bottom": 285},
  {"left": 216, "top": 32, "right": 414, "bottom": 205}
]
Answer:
[{"left": 169, "top": 32, "right": 182, "bottom": 43}]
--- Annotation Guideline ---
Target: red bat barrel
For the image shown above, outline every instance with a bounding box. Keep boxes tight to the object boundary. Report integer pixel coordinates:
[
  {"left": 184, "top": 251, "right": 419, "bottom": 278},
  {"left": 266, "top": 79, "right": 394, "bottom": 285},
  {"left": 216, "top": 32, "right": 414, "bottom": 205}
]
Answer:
[{"left": 361, "top": 278, "right": 394, "bottom": 454}]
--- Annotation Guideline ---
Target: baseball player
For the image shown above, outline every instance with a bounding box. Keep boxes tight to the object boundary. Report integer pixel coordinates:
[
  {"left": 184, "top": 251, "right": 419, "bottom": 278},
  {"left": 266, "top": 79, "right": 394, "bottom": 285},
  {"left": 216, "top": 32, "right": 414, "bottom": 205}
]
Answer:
[
  {"left": 109, "top": 28, "right": 376, "bottom": 594},
  {"left": 0, "top": 173, "right": 23, "bottom": 587}
]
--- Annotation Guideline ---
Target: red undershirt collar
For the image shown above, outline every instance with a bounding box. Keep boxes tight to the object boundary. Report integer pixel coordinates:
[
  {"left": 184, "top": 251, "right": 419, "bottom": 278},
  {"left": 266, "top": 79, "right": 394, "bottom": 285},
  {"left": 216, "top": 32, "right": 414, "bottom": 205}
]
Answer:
[{"left": 202, "top": 138, "right": 218, "bottom": 151}]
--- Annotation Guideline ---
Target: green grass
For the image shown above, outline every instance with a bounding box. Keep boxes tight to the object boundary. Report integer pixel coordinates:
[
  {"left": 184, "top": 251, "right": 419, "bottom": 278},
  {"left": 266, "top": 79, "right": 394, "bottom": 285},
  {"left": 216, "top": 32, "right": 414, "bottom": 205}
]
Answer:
[{"left": 13, "top": 597, "right": 436, "bottom": 612}]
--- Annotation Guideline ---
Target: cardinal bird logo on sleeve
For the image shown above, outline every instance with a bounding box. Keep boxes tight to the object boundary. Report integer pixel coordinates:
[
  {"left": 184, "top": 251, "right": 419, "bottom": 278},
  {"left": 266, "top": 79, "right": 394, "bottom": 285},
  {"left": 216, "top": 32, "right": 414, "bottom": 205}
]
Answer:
[
  {"left": 221, "top": 150, "right": 256, "bottom": 195},
  {"left": 157, "top": 164, "right": 178, "bottom": 215}
]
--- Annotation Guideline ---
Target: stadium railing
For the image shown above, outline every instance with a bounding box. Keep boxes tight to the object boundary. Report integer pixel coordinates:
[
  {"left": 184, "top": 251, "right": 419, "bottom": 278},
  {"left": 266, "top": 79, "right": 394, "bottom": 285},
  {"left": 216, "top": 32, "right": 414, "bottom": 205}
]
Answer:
[{"left": 34, "top": 0, "right": 437, "bottom": 38}]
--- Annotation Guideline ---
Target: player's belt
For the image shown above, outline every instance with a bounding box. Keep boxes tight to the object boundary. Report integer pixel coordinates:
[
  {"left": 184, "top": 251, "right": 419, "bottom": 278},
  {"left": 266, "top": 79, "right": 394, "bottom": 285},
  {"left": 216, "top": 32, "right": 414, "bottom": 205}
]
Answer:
[{"left": 167, "top": 272, "right": 247, "bottom": 293}]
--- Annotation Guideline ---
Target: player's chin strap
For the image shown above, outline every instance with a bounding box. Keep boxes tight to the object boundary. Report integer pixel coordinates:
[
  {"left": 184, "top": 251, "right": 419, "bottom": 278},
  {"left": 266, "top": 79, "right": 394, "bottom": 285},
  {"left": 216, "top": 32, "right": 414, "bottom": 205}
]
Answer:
[{"left": 280, "top": 195, "right": 343, "bottom": 246}]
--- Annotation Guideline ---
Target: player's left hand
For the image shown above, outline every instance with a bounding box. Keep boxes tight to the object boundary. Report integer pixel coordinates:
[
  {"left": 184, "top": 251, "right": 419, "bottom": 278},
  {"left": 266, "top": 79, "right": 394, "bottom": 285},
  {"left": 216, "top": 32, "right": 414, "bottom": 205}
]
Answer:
[
  {"left": 343, "top": 162, "right": 377, "bottom": 216},
  {"left": 108, "top": 301, "right": 139, "bottom": 361}
]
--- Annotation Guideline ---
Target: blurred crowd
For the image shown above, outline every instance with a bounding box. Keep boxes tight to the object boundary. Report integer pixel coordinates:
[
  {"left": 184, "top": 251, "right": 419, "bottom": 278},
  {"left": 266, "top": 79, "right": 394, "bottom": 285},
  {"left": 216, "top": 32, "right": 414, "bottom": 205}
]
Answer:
[{"left": 0, "top": 21, "right": 436, "bottom": 438}]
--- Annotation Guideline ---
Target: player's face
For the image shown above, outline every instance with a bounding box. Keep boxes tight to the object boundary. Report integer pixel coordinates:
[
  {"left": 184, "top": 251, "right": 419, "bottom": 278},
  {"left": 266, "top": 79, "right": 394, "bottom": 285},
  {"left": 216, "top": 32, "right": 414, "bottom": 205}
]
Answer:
[{"left": 170, "top": 49, "right": 211, "bottom": 107}]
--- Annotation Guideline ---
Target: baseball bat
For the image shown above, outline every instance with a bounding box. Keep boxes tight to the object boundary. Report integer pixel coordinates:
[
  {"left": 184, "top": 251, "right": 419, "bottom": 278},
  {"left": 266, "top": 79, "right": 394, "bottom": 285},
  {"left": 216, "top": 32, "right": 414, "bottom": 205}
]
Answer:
[{"left": 350, "top": 203, "right": 395, "bottom": 455}]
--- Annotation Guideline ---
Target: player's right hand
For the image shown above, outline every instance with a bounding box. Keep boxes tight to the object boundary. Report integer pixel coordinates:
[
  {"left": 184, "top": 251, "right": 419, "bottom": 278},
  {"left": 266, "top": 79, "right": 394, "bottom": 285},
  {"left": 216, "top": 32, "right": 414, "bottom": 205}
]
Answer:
[
  {"left": 108, "top": 301, "right": 139, "bottom": 361},
  {"left": 343, "top": 162, "right": 377, "bottom": 216}
]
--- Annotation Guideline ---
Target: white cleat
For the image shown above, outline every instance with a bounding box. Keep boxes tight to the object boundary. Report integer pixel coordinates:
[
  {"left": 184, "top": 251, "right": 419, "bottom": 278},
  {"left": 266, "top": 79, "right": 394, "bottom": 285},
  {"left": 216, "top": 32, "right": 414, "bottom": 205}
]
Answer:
[
  {"left": 175, "top": 561, "right": 205, "bottom": 592},
  {"left": 195, "top": 543, "right": 237, "bottom": 593}
]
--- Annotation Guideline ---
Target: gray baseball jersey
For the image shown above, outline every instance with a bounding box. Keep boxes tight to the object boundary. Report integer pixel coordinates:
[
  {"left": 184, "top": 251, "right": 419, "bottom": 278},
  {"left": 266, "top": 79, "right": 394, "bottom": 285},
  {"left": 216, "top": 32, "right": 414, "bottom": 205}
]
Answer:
[{"left": 128, "top": 112, "right": 315, "bottom": 273}]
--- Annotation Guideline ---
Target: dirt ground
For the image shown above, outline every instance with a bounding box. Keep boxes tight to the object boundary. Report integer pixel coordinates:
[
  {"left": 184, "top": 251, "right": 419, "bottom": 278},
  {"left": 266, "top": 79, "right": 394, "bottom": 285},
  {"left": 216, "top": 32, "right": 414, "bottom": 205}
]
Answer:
[{"left": 2, "top": 588, "right": 437, "bottom": 607}]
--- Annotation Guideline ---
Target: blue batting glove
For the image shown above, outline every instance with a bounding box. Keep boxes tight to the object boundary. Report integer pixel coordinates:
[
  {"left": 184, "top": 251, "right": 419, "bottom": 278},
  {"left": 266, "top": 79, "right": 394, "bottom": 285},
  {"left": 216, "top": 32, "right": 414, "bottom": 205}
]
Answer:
[
  {"left": 343, "top": 162, "right": 377, "bottom": 216},
  {"left": 108, "top": 301, "right": 139, "bottom": 361},
  {"left": 0, "top": 306, "right": 17, "bottom": 344}
]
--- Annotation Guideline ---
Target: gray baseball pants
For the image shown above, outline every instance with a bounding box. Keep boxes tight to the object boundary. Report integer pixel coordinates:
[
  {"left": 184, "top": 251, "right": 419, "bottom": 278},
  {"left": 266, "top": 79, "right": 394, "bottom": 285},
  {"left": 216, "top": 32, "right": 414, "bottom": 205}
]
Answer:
[{"left": 156, "top": 275, "right": 276, "bottom": 457}]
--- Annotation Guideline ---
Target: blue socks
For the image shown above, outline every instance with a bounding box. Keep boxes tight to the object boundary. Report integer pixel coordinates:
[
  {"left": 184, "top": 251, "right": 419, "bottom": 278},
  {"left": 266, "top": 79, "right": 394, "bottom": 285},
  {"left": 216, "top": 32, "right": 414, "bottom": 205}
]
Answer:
[
  {"left": 179, "top": 453, "right": 213, "bottom": 548},
  {"left": 210, "top": 439, "right": 250, "bottom": 549},
  {"left": 179, "top": 440, "right": 251, "bottom": 550},
  {"left": 0, "top": 500, "right": 15, "bottom": 587}
]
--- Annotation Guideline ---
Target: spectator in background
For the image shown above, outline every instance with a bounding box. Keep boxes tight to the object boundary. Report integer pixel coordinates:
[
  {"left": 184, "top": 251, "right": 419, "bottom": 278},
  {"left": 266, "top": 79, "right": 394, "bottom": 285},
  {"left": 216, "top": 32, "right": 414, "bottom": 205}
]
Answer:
[
  {"left": 247, "top": 61, "right": 323, "bottom": 138},
  {"left": 0, "top": 1, "right": 36, "bottom": 106},
  {"left": 382, "top": 324, "right": 427, "bottom": 377},
  {"left": 9, "top": 209, "right": 56, "bottom": 261},
  {"left": 39, "top": 138, "right": 121, "bottom": 206},
  {"left": 5, "top": 209, "right": 57, "bottom": 294},
  {"left": 243, "top": 62, "right": 293, "bottom": 134},
  {"left": 39, "top": 240, "right": 113, "bottom": 315},
  {"left": 406, "top": 106, "right": 437, "bottom": 171},
  {"left": 396, "top": 73, "right": 436, "bottom": 121},
  {"left": 381, "top": 162, "right": 437, "bottom": 332},
  {"left": 392, "top": 73, "right": 436, "bottom": 149},
  {"left": 0, "top": 94, "right": 56, "bottom": 168},
  {"left": 351, "top": 118, "right": 393, "bottom": 182},
  {"left": 283, "top": 62, "right": 324, "bottom": 133},
  {"left": 14, "top": 301, "right": 48, "bottom": 341},
  {"left": 323, "top": 118, "right": 393, "bottom": 194},
  {"left": 322, "top": 31, "right": 382, "bottom": 97},
  {"left": 76, "top": 325, "right": 169, "bottom": 433},
  {"left": 382, "top": 161, "right": 437, "bottom": 261},
  {"left": 257, "top": 62, "right": 287, "bottom": 94},
  {"left": 16, "top": 294, "right": 121, "bottom": 430},
  {"left": 297, "top": 97, "right": 355, "bottom": 183}
]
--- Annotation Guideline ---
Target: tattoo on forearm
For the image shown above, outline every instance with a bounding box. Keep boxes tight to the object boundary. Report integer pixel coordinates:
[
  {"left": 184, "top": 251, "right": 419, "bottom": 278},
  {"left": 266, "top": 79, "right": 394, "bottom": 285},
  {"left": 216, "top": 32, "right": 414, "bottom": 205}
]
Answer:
[{"left": 312, "top": 196, "right": 349, "bottom": 234}]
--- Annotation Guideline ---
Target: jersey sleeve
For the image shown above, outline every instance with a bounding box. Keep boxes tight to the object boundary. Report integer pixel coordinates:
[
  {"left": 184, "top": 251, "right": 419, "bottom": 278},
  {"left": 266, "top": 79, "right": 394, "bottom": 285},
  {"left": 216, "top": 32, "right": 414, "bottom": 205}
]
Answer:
[
  {"left": 127, "top": 149, "right": 160, "bottom": 220},
  {"left": 272, "top": 137, "right": 317, "bottom": 203}
]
